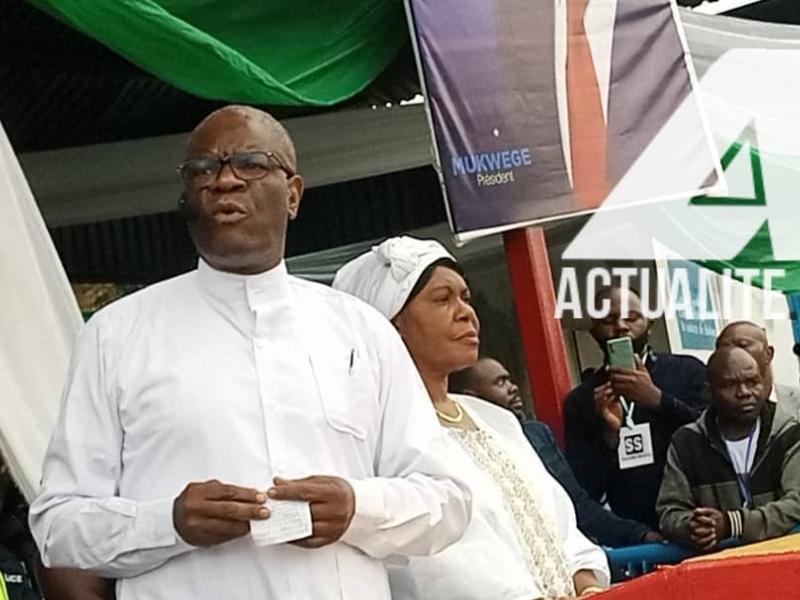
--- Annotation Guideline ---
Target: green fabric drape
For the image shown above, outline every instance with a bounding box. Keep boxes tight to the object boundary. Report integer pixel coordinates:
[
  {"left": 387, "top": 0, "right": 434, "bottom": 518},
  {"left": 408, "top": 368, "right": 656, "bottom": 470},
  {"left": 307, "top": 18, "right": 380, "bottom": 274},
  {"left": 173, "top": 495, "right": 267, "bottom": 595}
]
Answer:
[
  {"left": 26, "top": 0, "right": 407, "bottom": 105},
  {"left": 701, "top": 223, "right": 800, "bottom": 293}
]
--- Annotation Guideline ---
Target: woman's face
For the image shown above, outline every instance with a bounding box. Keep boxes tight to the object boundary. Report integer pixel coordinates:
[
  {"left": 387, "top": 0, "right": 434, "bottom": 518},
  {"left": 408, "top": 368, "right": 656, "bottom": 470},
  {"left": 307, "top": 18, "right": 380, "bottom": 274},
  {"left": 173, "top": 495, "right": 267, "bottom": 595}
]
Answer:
[{"left": 394, "top": 266, "right": 480, "bottom": 376}]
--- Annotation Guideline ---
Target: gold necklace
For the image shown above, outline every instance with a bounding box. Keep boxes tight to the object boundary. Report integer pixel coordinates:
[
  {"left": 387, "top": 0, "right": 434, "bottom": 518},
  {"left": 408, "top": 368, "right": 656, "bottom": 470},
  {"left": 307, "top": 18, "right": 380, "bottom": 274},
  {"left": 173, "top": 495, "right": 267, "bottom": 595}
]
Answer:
[{"left": 435, "top": 401, "right": 464, "bottom": 423}]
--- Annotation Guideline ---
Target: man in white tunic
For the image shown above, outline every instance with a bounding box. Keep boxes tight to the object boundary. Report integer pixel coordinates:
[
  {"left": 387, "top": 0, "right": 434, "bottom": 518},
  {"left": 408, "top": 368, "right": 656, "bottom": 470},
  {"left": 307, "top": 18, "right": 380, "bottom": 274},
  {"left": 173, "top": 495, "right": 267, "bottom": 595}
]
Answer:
[{"left": 28, "top": 106, "right": 471, "bottom": 599}]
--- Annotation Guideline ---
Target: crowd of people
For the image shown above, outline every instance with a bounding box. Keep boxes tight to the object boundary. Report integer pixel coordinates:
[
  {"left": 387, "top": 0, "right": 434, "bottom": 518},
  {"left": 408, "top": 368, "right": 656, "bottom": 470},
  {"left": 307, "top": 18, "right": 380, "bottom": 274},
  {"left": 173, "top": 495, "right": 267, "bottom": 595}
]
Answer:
[
  {"left": 453, "top": 303, "right": 800, "bottom": 557},
  {"left": 1, "top": 105, "right": 799, "bottom": 599}
]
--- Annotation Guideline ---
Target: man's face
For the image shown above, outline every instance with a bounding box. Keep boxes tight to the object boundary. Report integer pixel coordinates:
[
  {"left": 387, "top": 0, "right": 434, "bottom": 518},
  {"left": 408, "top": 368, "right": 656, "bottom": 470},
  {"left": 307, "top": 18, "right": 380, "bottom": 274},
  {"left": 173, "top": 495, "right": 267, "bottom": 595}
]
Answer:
[
  {"left": 710, "top": 348, "right": 765, "bottom": 427},
  {"left": 590, "top": 288, "right": 649, "bottom": 348},
  {"left": 182, "top": 109, "right": 303, "bottom": 274},
  {"left": 470, "top": 359, "right": 524, "bottom": 419},
  {"left": 716, "top": 323, "right": 774, "bottom": 378}
]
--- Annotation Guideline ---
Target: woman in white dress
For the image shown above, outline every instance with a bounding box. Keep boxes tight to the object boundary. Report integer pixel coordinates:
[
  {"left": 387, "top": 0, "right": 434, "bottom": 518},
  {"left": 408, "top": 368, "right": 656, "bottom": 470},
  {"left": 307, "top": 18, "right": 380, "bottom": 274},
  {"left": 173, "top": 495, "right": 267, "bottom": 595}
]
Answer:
[{"left": 333, "top": 236, "right": 609, "bottom": 600}]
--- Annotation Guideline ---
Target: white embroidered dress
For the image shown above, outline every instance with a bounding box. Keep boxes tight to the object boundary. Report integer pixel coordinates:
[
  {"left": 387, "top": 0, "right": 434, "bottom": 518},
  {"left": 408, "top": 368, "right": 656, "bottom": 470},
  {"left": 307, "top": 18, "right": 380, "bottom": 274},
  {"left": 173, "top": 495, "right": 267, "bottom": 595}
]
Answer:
[{"left": 388, "top": 394, "right": 609, "bottom": 600}]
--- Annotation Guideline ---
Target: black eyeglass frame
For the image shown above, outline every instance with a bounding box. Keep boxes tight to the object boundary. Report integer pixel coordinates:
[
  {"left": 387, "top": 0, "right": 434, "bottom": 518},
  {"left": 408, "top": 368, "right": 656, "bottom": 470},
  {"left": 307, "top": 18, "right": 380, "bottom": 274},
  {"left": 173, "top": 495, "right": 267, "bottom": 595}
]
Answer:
[{"left": 177, "top": 150, "right": 296, "bottom": 188}]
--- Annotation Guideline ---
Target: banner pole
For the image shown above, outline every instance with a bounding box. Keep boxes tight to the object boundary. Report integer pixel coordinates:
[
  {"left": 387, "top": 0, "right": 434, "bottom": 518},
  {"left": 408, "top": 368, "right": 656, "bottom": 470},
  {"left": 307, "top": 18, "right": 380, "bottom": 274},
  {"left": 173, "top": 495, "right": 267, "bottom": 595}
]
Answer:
[{"left": 503, "top": 226, "right": 572, "bottom": 445}]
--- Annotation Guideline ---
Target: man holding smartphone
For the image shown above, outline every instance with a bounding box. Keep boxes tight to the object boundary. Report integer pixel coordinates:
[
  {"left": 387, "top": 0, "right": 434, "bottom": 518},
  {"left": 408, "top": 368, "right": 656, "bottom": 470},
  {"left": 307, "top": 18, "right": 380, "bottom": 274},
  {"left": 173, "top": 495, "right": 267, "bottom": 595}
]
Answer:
[{"left": 564, "top": 286, "right": 707, "bottom": 531}]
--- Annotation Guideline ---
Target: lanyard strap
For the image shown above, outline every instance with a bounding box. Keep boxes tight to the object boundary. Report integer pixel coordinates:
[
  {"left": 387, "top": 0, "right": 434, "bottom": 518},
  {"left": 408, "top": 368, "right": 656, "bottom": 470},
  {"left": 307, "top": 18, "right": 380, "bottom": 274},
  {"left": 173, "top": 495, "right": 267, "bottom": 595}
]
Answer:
[
  {"left": 724, "top": 423, "right": 758, "bottom": 508},
  {"left": 737, "top": 428, "right": 757, "bottom": 507},
  {"left": 619, "top": 396, "right": 635, "bottom": 428},
  {"left": 611, "top": 345, "right": 651, "bottom": 430}
]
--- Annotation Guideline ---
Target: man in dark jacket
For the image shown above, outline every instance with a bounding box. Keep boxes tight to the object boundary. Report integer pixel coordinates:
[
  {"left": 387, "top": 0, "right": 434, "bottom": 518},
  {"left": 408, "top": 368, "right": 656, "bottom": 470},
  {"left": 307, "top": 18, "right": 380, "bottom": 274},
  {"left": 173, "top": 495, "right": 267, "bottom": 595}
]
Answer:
[
  {"left": 657, "top": 347, "right": 800, "bottom": 549},
  {"left": 451, "top": 357, "right": 661, "bottom": 546},
  {"left": 564, "top": 286, "right": 707, "bottom": 530}
]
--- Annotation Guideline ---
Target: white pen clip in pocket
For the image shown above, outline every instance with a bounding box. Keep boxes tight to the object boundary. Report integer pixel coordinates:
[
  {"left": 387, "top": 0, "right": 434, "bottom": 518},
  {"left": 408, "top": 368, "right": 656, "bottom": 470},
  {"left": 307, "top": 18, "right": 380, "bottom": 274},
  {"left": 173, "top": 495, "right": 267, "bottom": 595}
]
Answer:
[{"left": 310, "top": 352, "right": 370, "bottom": 440}]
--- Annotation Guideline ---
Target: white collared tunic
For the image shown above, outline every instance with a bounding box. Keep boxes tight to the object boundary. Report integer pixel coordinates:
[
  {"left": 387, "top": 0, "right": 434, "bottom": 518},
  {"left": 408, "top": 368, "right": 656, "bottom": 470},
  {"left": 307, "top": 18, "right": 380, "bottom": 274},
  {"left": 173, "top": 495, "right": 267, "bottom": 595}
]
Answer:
[{"left": 29, "top": 260, "right": 471, "bottom": 600}]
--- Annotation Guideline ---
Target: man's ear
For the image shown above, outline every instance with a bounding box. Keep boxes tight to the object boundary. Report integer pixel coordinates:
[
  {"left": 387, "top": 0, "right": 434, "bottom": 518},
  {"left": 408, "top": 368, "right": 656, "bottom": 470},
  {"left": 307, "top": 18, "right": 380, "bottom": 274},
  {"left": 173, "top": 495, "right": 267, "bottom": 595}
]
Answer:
[
  {"left": 767, "top": 345, "right": 775, "bottom": 363},
  {"left": 287, "top": 175, "right": 304, "bottom": 220}
]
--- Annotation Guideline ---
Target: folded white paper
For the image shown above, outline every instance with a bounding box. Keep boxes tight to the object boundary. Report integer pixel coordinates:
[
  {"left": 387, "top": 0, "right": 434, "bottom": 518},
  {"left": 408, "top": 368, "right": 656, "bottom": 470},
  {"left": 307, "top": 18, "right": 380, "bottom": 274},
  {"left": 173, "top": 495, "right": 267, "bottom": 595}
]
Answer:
[{"left": 250, "top": 499, "right": 313, "bottom": 546}]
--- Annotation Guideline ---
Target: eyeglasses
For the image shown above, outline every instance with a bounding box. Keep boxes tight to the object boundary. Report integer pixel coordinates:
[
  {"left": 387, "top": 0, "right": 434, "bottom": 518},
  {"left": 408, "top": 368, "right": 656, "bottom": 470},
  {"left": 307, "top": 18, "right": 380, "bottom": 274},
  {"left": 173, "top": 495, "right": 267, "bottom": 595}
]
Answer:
[{"left": 177, "top": 151, "right": 295, "bottom": 189}]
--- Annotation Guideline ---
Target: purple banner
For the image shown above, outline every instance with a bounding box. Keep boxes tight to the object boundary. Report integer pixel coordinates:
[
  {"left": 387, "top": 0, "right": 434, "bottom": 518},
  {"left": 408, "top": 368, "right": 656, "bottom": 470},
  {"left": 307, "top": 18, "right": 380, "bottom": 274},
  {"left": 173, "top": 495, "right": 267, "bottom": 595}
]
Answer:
[{"left": 406, "top": 0, "right": 720, "bottom": 242}]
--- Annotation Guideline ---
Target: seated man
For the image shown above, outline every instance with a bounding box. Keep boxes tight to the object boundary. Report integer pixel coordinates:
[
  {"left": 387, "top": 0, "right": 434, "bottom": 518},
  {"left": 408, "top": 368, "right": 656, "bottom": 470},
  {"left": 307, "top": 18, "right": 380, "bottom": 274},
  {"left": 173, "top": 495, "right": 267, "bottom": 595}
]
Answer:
[
  {"left": 451, "top": 357, "right": 661, "bottom": 547},
  {"left": 657, "top": 347, "right": 800, "bottom": 550},
  {"left": 564, "top": 286, "right": 707, "bottom": 530}
]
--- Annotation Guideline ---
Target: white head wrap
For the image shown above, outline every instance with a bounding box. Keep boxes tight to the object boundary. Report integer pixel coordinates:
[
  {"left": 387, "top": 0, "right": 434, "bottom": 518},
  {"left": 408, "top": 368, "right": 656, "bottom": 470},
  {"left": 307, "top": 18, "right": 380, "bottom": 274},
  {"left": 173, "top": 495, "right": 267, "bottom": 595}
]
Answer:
[{"left": 332, "top": 236, "right": 455, "bottom": 319}]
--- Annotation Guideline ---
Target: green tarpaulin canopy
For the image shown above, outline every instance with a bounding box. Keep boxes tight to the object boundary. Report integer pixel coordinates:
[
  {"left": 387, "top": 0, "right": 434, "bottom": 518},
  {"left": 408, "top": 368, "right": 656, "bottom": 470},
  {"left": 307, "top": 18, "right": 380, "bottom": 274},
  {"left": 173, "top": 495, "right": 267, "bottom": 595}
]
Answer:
[{"left": 26, "top": 0, "right": 406, "bottom": 105}]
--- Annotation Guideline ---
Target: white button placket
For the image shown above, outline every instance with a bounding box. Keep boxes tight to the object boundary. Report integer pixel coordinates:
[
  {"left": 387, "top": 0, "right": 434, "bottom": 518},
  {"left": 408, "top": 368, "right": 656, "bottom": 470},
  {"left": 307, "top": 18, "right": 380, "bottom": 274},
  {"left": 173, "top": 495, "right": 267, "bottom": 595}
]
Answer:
[{"left": 248, "top": 285, "right": 288, "bottom": 485}]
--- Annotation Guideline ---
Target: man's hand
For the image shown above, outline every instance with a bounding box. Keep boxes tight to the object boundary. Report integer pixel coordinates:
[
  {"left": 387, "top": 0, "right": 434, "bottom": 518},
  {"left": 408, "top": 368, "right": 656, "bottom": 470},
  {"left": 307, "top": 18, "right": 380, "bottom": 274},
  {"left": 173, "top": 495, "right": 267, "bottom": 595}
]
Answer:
[
  {"left": 267, "top": 475, "right": 355, "bottom": 549},
  {"left": 609, "top": 356, "right": 662, "bottom": 409},
  {"left": 35, "top": 563, "right": 114, "bottom": 600},
  {"left": 173, "top": 480, "right": 269, "bottom": 547},
  {"left": 594, "top": 382, "right": 623, "bottom": 448},
  {"left": 594, "top": 382, "right": 623, "bottom": 428},
  {"left": 689, "top": 507, "right": 727, "bottom": 551}
]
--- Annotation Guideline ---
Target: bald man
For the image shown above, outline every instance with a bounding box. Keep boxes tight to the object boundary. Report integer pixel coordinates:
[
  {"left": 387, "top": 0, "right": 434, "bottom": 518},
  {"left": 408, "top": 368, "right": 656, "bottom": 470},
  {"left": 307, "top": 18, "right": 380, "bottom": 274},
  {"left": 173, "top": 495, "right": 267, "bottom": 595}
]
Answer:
[
  {"left": 716, "top": 321, "right": 800, "bottom": 413},
  {"left": 658, "top": 347, "right": 800, "bottom": 550},
  {"left": 29, "top": 106, "right": 470, "bottom": 600}
]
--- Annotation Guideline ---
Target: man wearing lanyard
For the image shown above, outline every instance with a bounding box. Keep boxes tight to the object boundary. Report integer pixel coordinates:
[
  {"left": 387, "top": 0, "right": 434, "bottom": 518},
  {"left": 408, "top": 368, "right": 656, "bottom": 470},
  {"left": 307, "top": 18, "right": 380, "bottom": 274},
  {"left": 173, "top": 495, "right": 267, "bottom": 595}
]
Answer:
[
  {"left": 657, "top": 347, "right": 800, "bottom": 550},
  {"left": 564, "top": 286, "right": 708, "bottom": 530}
]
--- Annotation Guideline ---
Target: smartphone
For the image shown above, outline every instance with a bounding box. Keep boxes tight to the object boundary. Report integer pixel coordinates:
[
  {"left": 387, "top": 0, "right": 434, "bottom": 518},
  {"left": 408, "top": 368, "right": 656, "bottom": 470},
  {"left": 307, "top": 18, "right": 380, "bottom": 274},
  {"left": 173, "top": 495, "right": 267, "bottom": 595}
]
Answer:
[{"left": 607, "top": 336, "right": 636, "bottom": 369}]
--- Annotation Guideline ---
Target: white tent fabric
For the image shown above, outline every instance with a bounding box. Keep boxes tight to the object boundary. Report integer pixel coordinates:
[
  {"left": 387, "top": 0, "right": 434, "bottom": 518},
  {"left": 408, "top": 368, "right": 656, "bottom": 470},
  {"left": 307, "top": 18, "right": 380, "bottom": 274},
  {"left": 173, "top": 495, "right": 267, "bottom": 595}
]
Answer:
[{"left": 0, "top": 120, "right": 82, "bottom": 501}]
